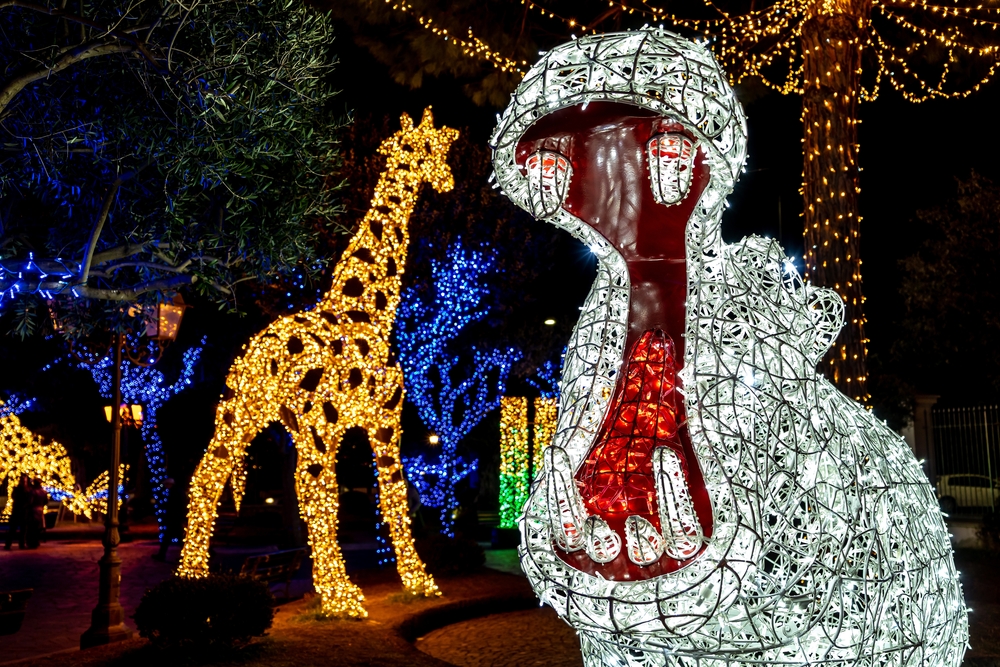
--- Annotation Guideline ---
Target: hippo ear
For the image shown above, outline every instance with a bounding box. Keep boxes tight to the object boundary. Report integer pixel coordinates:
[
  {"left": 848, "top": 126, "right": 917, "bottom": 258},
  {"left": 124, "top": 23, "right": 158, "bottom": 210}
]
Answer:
[
  {"left": 806, "top": 287, "right": 844, "bottom": 364},
  {"left": 399, "top": 113, "right": 414, "bottom": 132}
]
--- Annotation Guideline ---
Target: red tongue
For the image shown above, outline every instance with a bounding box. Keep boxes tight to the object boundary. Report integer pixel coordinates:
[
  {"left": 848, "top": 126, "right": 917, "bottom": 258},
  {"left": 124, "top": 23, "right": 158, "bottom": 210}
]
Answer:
[{"left": 557, "top": 329, "right": 712, "bottom": 580}]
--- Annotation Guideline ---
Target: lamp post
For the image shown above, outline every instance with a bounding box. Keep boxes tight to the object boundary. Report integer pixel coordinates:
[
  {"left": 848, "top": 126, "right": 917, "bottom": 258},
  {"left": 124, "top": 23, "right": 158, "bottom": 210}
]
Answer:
[{"left": 81, "top": 298, "right": 185, "bottom": 649}]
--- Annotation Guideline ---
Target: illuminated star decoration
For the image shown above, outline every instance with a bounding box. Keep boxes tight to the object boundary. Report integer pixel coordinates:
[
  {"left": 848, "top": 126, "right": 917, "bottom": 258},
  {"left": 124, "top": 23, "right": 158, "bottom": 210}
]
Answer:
[
  {"left": 78, "top": 338, "right": 204, "bottom": 541},
  {"left": 396, "top": 240, "right": 520, "bottom": 537},
  {"left": 491, "top": 28, "right": 967, "bottom": 667},
  {"left": 178, "top": 109, "right": 455, "bottom": 619}
]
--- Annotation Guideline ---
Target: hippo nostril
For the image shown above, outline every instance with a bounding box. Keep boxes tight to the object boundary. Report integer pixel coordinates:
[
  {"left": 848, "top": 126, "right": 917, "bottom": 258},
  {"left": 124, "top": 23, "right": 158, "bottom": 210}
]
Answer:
[
  {"left": 525, "top": 150, "right": 572, "bottom": 219},
  {"left": 647, "top": 133, "right": 697, "bottom": 206}
]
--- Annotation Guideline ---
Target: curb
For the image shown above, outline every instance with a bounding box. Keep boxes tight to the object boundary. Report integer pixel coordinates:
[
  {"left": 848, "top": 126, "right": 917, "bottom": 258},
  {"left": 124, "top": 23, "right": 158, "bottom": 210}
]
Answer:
[{"left": 396, "top": 593, "right": 540, "bottom": 643}]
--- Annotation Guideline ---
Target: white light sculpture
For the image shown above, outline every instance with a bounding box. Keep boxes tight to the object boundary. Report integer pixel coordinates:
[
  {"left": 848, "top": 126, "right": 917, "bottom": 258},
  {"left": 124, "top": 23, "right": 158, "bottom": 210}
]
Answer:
[{"left": 491, "top": 28, "right": 968, "bottom": 667}]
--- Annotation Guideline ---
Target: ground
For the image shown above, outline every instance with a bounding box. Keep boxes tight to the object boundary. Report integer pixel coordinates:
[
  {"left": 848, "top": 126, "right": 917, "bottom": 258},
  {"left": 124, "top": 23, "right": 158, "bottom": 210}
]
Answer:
[{"left": 1, "top": 533, "right": 999, "bottom": 667}]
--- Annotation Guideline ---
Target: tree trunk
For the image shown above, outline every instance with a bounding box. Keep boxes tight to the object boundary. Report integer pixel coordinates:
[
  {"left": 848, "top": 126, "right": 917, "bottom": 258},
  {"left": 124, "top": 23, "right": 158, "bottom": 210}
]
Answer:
[{"left": 801, "top": 6, "right": 870, "bottom": 402}]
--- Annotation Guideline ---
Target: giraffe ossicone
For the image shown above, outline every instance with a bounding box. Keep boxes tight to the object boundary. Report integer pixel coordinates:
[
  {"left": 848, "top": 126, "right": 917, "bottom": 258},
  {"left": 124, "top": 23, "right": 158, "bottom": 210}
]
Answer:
[
  {"left": 177, "top": 109, "right": 458, "bottom": 618},
  {"left": 492, "top": 28, "right": 968, "bottom": 667}
]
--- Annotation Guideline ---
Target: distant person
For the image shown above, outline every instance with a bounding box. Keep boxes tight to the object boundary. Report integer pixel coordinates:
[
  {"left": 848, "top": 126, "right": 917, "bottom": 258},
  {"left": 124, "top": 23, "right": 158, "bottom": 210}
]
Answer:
[
  {"left": 4, "top": 473, "right": 30, "bottom": 550},
  {"left": 25, "top": 478, "right": 48, "bottom": 549},
  {"left": 153, "top": 478, "right": 187, "bottom": 562}
]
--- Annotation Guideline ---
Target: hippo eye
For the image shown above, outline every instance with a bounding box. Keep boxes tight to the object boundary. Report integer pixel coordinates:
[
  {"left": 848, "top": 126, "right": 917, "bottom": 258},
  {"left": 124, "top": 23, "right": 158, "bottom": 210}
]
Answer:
[
  {"left": 525, "top": 150, "right": 572, "bottom": 219},
  {"left": 646, "top": 133, "right": 697, "bottom": 206}
]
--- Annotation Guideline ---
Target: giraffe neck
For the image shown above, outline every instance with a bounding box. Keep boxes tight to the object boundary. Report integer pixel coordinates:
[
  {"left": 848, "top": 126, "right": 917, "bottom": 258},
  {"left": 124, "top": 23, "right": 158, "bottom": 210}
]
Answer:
[{"left": 318, "top": 165, "right": 423, "bottom": 336}]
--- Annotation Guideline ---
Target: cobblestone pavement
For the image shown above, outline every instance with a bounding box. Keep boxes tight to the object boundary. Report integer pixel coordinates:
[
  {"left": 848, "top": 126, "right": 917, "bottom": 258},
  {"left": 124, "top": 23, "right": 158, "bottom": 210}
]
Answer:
[
  {"left": 0, "top": 539, "right": 175, "bottom": 663},
  {"left": 417, "top": 607, "right": 582, "bottom": 667}
]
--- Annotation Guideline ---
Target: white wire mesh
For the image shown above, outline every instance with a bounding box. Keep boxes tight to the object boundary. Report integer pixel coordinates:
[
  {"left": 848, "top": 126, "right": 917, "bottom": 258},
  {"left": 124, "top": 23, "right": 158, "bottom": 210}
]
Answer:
[{"left": 491, "top": 27, "right": 968, "bottom": 667}]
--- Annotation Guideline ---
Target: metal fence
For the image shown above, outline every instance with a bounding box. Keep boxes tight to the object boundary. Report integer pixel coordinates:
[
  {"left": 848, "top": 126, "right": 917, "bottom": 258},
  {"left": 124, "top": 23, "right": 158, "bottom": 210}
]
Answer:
[{"left": 932, "top": 405, "right": 1000, "bottom": 516}]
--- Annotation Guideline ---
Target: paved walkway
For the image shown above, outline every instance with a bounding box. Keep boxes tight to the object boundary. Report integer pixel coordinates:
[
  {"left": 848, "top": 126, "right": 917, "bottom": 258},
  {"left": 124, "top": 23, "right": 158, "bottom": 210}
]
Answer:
[
  {"left": 0, "top": 540, "right": 174, "bottom": 663},
  {"left": 418, "top": 607, "right": 582, "bottom": 667}
]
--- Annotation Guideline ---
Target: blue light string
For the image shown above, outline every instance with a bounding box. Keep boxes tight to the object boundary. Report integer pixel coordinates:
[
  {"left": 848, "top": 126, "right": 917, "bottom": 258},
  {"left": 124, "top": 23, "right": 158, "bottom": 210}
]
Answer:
[{"left": 396, "top": 241, "right": 520, "bottom": 536}]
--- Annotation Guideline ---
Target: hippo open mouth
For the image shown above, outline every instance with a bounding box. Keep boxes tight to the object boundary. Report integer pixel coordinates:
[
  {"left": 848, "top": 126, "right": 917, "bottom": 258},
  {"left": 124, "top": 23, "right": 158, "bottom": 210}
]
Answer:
[{"left": 516, "top": 102, "right": 714, "bottom": 581}]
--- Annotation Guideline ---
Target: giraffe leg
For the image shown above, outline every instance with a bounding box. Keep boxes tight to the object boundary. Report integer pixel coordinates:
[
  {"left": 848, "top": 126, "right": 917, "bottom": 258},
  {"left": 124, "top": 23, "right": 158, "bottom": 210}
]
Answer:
[
  {"left": 369, "top": 371, "right": 439, "bottom": 598},
  {"left": 177, "top": 399, "right": 261, "bottom": 578},
  {"left": 291, "top": 422, "right": 367, "bottom": 618}
]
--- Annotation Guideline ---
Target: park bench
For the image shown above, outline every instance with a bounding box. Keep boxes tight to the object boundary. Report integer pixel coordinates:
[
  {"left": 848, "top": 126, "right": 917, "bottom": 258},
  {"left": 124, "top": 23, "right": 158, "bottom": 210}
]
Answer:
[
  {"left": 239, "top": 548, "right": 307, "bottom": 599},
  {"left": 0, "top": 589, "right": 33, "bottom": 635}
]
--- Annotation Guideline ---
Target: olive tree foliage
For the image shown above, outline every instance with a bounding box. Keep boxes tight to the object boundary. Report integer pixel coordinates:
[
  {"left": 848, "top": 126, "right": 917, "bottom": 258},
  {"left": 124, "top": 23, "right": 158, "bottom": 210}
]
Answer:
[{"left": 0, "top": 0, "right": 346, "bottom": 337}]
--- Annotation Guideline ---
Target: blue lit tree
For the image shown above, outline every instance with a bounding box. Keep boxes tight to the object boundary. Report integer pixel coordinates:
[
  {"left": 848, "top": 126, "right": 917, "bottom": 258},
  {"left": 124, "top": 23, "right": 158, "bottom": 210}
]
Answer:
[
  {"left": 397, "top": 241, "right": 520, "bottom": 536},
  {"left": 0, "top": 0, "right": 345, "bottom": 336},
  {"left": 47, "top": 340, "right": 204, "bottom": 540}
]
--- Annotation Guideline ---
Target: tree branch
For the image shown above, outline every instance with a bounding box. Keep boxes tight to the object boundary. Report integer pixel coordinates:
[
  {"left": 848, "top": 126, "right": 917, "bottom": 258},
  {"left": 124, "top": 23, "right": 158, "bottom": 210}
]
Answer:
[
  {"left": 90, "top": 243, "right": 148, "bottom": 265},
  {"left": 71, "top": 273, "right": 196, "bottom": 301},
  {"left": 80, "top": 176, "right": 124, "bottom": 284},
  {"left": 0, "top": 41, "right": 132, "bottom": 113}
]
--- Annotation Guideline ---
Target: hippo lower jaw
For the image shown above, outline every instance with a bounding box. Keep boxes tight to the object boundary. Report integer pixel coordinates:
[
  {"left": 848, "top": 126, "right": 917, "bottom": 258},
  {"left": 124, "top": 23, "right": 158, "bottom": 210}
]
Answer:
[{"left": 543, "top": 329, "right": 714, "bottom": 581}]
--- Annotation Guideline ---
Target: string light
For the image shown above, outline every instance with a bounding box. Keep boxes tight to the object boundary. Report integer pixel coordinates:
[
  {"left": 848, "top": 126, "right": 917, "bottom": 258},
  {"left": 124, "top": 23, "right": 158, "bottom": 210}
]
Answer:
[
  {"left": 492, "top": 30, "right": 967, "bottom": 666},
  {"left": 379, "top": 0, "right": 527, "bottom": 73},
  {"left": 65, "top": 465, "right": 126, "bottom": 520},
  {"left": 178, "top": 109, "right": 455, "bottom": 618},
  {"left": 498, "top": 396, "right": 557, "bottom": 529},
  {"left": 397, "top": 240, "right": 520, "bottom": 537}
]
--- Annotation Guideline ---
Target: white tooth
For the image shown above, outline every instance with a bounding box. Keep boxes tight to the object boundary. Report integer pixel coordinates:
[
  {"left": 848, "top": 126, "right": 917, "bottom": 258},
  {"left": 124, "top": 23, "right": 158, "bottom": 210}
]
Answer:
[
  {"left": 646, "top": 133, "right": 697, "bottom": 205},
  {"left": 624, "top": 515, "right": 664, "bottom": 566},
  {"left": 583, "top": 515, "right": 621, "bottom": 563},
  {"left": 525, "top": 150, "right": 572, "bottom": 219},
  {"left": 654, "top": 446, "right": 704, "bottom": 560},
  {"left": 544, "top": 446, "right": 587, "bottom": 552}
]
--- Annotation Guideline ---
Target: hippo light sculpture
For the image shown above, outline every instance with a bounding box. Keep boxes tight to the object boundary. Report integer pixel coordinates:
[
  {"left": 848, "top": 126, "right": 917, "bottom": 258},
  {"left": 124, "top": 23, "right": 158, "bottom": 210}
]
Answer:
[{"left": 491, "top": 28, "right": 968, "bottom": 667}]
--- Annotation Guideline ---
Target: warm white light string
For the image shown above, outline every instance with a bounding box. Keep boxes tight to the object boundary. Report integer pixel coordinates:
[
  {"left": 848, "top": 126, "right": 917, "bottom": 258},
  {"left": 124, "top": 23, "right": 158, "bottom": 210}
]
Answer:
[{"left": 491, "top": 28, "right": 967, "bottom": 667}]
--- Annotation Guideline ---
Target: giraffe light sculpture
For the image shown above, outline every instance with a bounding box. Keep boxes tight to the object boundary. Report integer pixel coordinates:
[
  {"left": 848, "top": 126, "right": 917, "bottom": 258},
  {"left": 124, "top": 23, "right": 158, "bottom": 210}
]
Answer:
[
  {"left": 178, "top": 109, "right": 458, "bottom": 618},
  {"left": 491, "top": 29, "right": 968, "bottom": 667}
]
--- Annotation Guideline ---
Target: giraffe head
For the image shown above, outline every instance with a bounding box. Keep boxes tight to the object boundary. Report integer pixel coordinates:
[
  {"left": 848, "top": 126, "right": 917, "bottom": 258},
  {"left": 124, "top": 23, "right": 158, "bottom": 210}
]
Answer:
[{"left": 379, "top": 108, "right": 459, "bottom": 194}]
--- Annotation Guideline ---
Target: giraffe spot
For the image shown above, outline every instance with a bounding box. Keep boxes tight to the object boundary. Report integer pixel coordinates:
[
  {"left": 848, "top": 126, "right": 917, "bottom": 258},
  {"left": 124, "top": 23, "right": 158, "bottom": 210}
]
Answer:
[
  {"left": 332, "top": 340, "right": 344, "bottom": 356},
  {"left": 223, "top": 412, "right": 235, "bottom": 426},
  {"left": 279, "top": 406, "right": 300, "bottom": 433},
  {"left": 299, "top": 368, "right": 324, "bottom": 392},
  {"left": 322, "top": 402, "right": 338, "bottom": 424},
  {"left": 294, "top": 316, "right": 309, "bottom": 324},
  {"left": 310, "top": 426, "right": 326, "bottom": 454},
  {"left": 320, "top": 311, "right": 339, "bottom": 325},
  {"left": 308, "top": 333, "right": 326, "bottom": 347},
  {"left": 346, "top": 311, "right": 371, "bottom": 324},
  {"left": 367, "top": 375, "right": 376, "bottom": 387},
  {"left": 386, "top": 257, "right": 397, "bottom": 277},
  {"left": 355, "top": 338, "right": 370, "bottom": 357},
  {"left": 395, "top": 227, "right": 404, "bottom": 243},
  {"left": 303, "top": 401, "right": 313, "bottom": 413},
  {"left": 376, "top": 456, "right": 394, "bottom": 468},
  {"left": 375, "top": 292, "right": 387, "bottom": 311},
  {"left": 342, "top": 277, "right": 365, "bottom": 297},
  {"left": 388, "top": 195, "right": 402, "bottom": 205},
  {"left": 307, "top": 463, "right": 323, "bottom": 478},
  {"left": 375, "top": 426, "right": 394, "bottom": 444},
  {"left": 375, "top": 205, "right": 390, "bottom": 215},
  {"left": 262, "top": 333, "right": 278, "bottom": 338},
  {"left": 370, "top": 220, "right": 383, "bottom": 241},
  {"left": 213, "top": 445, "right": 229, "bottom": 459},
  {"left": 287, "top": 336, "right": 304, "bottom": 355},
  {"left": 352, "top": 248, "right": 375, "bottom": 264},
  {"left": 270, "top": 359, "right": 279, "bottom": 376},
  {"left": 390, "top": 470, "right": 403, "bottom": 483},
  {"left": 348, "top": 368, "right": 363, "bottom": 389},
  {"left": 368, "top": 272, "right": 376, "bottom": 282},
  {"left": 222, "top": 386, "right": 235, "bottom": 401},
  {"left": 384, "top": 386, "right": 402, "bottom": 410}
]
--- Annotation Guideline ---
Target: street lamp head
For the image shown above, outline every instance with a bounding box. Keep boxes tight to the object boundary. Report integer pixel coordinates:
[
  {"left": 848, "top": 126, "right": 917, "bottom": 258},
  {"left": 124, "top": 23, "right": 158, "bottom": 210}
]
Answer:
[
  {"left": 543, "top": 318, "right": 556, "bottom": 326},
  {"left": 428, "top": 434, "right": 440, "bottom": 446},
  {"left": 145, "top": 294, "right": 187, "bottom": 342}
]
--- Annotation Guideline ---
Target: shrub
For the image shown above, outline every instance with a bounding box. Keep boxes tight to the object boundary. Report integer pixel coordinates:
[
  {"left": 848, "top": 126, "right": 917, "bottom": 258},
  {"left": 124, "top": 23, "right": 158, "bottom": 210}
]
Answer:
[
  {"left": 414, "top": 534, "right": 485, "bottom": 575},
  {"left": 133, "top": 575, "right": 274, "bottom": 649}
]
